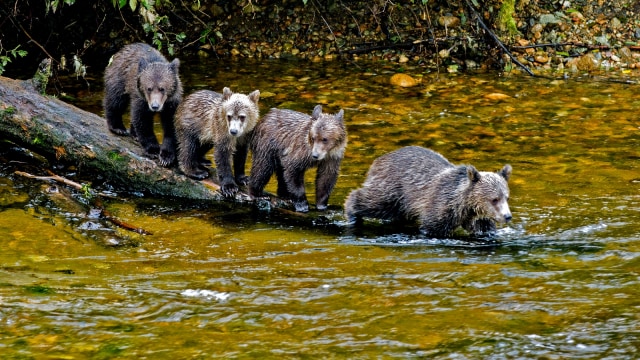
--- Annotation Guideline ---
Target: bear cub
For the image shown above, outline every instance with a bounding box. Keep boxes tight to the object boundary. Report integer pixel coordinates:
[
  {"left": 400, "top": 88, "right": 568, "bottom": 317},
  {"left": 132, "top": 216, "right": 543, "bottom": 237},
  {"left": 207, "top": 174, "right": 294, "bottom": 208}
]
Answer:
[
  {"left": 249, "top": 105, "right": 347, "bottom": 212},
  {"left": 103, "top": 42, "right": 183, "bottom": 166},
  {"left": 344, "top": 146, "right": 512, "bottom": 238},
  {"left": 175, "top": 87, "right": 260, "bottom": 196}
]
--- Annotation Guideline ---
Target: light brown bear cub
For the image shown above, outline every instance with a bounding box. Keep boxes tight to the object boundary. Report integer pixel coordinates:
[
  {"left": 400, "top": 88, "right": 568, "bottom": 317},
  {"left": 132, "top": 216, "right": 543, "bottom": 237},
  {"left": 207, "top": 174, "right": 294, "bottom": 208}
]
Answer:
[
  {"left": 249, "top": 105, "right": 347, "bottom": 212},
  {"left": 175, "top": 87, "right": 260, "bottom": 196},
  {"left": 103, "top": 42, "right": 182, "bottom": 166},
  {"left": 344, "top": 146, "right": 512, "bottom": 238}
]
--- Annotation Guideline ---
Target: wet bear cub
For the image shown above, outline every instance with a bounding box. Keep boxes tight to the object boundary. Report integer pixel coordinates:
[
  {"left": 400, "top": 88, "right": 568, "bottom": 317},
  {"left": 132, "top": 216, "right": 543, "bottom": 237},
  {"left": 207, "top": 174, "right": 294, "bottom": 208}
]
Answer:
[
  {"left": 249, "top": 105, "right": 347, "bottom": 212},
  {"left": 103, "top": 42, "right": 183, "bottom": 166},
  {"left": 175, "top": 87, "right": 260, "bottom": 196},
  {"left": 344, "top": 146, "right": 512, "bottom": 238}
]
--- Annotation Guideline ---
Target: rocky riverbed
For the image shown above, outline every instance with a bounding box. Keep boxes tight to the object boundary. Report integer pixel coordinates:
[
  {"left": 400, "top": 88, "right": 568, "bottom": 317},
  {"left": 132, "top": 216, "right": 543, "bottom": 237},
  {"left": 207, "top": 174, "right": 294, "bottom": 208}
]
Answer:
[{"left": 185, "top": 0, "right": 640, "bottom": 77}]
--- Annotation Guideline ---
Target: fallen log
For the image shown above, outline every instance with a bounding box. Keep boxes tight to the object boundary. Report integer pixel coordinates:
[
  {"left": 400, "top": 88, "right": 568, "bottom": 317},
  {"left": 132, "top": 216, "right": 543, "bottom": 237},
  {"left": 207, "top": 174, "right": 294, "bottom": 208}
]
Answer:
[{"left": 0, "top": 73, "right": 287, "bottom": 208}]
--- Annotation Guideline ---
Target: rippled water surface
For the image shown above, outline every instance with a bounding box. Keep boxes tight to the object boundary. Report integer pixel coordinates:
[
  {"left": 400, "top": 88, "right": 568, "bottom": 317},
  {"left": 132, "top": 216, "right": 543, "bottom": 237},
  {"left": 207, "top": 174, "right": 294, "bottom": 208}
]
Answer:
[{"left": 1, "top": 58, "right": 639, "bottom": 359}]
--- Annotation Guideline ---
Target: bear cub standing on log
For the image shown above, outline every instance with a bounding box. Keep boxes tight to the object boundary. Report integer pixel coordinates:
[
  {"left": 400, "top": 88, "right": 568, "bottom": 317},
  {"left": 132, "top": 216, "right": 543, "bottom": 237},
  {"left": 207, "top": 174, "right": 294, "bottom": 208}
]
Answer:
[
  {"left": 103, "top": 42, "right": 183, "bottom": 166},
  {"left": 344, "top": 146, "right": 512, "bottom": 238},
  {"left": 249, "top": 105, "right": 347, "bottom": 212},
  {"left": 175, "top": 87, "right": 260, "bottom": 196}
]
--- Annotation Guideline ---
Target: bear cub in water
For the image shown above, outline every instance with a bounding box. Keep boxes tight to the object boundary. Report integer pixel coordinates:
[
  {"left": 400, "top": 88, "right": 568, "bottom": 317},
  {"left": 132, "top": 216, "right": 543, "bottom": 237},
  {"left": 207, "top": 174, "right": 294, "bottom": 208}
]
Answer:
[
  {"left": 344, "top": 146, "right": 512, "bottom": 238},
  {"left": 103, "top": 42, "right": 183, "bottom": 166},
  {"left": 175, "top": 87, "right": 260, "bottom": 196},
  {"left": 249, "top": 105, "right": 347, "bottom": 212}
]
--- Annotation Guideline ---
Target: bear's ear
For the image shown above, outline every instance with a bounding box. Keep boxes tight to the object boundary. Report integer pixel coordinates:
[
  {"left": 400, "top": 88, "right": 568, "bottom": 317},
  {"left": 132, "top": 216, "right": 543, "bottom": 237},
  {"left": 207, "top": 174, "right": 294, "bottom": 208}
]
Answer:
[
  {"left": 467, "top": 165, "right": 481, "bottom": 182},
  {"left": 248, "top": 90, "right": 260, "bottom": 104},
  {"left": 223, "top": 87, "right": 233, "bottom": 101},
  {"left": 499, "top": 164, "right": 512, "bottom": 181},
  {"left": 138, "top": 58, "right": 149, "bottom": 72},
  {"left": 335, "top": 109, "right": 345, "bottom": 123},
  {"left": 311, "top": 105, "right": 323, "bottom": 120},
  {"left": 169, "top": 58, "right": 180, "bottom": 73}
]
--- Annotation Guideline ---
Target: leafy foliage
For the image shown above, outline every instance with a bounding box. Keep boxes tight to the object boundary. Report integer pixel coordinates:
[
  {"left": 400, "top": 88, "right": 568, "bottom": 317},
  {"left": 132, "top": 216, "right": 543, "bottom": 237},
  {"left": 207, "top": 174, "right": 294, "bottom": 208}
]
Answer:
[{"left": 0, "top": 45, "right": 27, "bottom": 76}]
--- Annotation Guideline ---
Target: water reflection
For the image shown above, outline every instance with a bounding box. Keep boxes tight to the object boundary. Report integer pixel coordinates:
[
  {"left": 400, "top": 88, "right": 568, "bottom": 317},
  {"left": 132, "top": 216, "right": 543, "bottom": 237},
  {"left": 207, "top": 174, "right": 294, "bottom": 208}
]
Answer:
[{"left": 1, "top": 58, "right": 639, "bottom": 358}]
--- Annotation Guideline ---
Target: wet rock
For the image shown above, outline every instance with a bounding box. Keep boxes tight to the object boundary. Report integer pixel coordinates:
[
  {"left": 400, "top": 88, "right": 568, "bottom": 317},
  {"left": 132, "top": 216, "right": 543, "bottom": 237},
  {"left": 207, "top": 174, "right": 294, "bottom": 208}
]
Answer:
[
  {"left": 575, "top": 53, "right": 599, "bottom": 71},
  {"left": 539, "top": 14, "right": 560, "bottom": 25},
  {"left": 438, "top": 16, "right": 460, "bottom": 28},
  {"left": 390, "top": 73, "right": 418, "bottom": 87},
  {"left": 610, "top": 18, "right": 622, "bottom": 30},
  {"left": 558, "top": 22, "right": 572, "bottom": 32},
  {"left": 619, "top": 47, "right": 633, "bottom": 63},
  {"left": 484, "top": 93, "right": 511, "bottom": 101},
  {"left": 530, "top": 23, "right": 544, "bottom": 34},
  {"left": 570, "top": 12, "right": 584, "bottom": 23},
  {"left": 594, "top": 35, "right": 609, "bottom": 46},
  {"left": 534, "top": 54, "right": 549, "bottom": 64},
  {"left": 465, "top": 59, "right": 478, "bottom": 69}
]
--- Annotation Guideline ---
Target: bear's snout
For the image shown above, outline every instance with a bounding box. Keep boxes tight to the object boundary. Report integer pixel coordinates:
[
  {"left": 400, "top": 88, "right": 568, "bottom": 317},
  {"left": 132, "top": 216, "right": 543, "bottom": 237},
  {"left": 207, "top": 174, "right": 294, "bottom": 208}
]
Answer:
[
  {"left": 504, "top": 213, "right": 512, "bottom": 222},
  {"left": 229, "top": 128, "right": 238, "bottom": 136}
]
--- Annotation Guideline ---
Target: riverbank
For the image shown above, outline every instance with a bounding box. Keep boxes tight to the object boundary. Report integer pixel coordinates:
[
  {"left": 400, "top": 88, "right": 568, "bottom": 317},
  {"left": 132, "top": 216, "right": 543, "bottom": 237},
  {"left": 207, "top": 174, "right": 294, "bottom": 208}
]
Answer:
[{"left": 2, "top": 1, "right": 640, "bottom": 79}]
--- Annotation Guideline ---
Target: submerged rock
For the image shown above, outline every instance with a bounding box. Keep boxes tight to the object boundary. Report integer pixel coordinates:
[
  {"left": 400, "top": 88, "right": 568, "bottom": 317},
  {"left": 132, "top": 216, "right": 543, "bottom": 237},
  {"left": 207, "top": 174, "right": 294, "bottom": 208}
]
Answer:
[{"left": 390, "top": 73, "right": 418, "bottom": 87}]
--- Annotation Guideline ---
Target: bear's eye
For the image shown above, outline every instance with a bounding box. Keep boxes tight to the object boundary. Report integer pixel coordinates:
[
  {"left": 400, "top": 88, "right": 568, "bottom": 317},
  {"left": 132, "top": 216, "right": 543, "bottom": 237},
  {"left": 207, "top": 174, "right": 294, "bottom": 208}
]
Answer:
[
  {"left": 491, "top": 198, "right": 499, "bottom": 205},
  {"left": 159, "top": 87, "right": 165, "bottom": 93},
  {"left": 147, "top": 87, "right": 153, "bottom": 92},
  {"left": 227, "top": 115, "right": 232, "bottom": 121},
  {"left": 239, "top": 115, "right": 246, "bottom": 122},
  {"left": 322, "top": 138, "right": 328, "bottom": 143}
]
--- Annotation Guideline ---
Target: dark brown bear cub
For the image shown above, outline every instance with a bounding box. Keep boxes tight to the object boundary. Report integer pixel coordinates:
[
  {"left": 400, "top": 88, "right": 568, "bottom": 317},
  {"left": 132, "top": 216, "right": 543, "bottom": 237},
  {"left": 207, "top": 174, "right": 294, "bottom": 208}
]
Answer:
[
  {"left": 103, "top": 42, "right": 183, "bottom": 166},
  {"left": 344, "top": 146, "right": 512, "bottom": 238},
  {"left": 175, "top": 88, "right": 260, "bottom": 196},
  {"left": 249, "top": 105, "right": 347, "bottom": 212}
]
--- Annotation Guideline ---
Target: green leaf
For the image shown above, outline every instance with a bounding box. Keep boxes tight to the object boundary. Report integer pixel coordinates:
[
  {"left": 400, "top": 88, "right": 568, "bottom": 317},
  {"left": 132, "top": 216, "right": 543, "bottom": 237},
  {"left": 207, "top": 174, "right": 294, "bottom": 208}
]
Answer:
[
  {"left": 176, "top": 32, "right": 186, "bottom": 42},
  {"left": 118, "top": 0, "right": 127, "bottom": 9},
  {"left": 556, "top": 51, "right": 570, "bottom": 57},
  {"left": 129, "top": 0, "right": 137, "bottom": 11}
]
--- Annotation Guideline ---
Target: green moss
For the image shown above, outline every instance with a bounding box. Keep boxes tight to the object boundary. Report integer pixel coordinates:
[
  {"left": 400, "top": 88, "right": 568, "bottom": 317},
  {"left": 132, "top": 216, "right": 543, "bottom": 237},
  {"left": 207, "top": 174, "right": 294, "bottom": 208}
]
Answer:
[
  {"left": 497, "top": 0, "right": 520, "bottom": 37},
  {"left": 0, "top": 106, "right": 16, "bottom": 118}
]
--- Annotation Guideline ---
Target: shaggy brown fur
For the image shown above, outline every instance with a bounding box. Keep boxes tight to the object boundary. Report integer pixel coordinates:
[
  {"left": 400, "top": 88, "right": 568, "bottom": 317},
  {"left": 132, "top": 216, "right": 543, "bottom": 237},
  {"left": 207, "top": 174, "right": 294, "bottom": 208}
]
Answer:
[
  {"left": 249, "top": 105, "right": 347, "bottom": 212},
  {"left": 175, "top": 87, "right": 260, "bottom": 196},
  {"left": 344, "top": 146, "right": 512, "bottom": 238},
  {"left": 103, "top": 42, "right": 183, "bottom": 166}
]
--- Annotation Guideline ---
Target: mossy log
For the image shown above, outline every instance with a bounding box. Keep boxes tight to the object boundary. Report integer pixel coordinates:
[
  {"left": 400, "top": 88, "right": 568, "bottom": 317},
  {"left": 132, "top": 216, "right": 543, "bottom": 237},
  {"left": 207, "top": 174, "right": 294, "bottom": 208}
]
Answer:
[{"left": 0, "top": 74, "right": 284, "bottom": 207}]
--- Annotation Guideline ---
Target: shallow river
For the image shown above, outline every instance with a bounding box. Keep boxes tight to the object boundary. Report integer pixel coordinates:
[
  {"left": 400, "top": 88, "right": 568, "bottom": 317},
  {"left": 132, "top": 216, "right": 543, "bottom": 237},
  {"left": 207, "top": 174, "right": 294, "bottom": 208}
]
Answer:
[{"left": 1, "top": 58, "right": 639, "bottom": 359}]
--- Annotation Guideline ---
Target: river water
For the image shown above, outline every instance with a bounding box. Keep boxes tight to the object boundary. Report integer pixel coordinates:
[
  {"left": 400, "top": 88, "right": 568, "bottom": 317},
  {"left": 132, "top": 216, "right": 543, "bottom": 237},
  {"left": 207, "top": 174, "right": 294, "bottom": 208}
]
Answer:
[{"left": 1, "top": 58, "right": 639, "bottom": 358}]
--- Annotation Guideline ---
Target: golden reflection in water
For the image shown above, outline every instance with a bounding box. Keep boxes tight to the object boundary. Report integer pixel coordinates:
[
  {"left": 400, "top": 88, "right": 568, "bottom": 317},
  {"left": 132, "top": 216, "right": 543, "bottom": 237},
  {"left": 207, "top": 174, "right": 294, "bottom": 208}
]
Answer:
[{"left": 0, "top": 58, "right": 639, "bottom": 358}]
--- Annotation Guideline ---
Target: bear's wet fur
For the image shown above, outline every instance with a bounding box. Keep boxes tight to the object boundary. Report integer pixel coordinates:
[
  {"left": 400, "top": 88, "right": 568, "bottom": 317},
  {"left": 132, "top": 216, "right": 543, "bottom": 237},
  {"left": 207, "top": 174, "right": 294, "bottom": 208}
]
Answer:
[
  {"left": 103, "top": 42, "right": 183, "bottom": 166},
  {"left": 249, "top": 105, "right": 347, "bottom": 212},
  {"left": 175, "top": 87, "right": 260, "bottom": 196},
  {"left": 344, "top": 146, "right": 512, "bottom": 238}
]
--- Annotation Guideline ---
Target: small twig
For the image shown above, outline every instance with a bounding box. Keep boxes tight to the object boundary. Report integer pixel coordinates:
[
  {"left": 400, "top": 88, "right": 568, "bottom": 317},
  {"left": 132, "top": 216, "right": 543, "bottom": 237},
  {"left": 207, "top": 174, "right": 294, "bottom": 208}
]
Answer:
[
  {"left": 6, "top": 14, "right": 57, "bottom": 64},
  {"left": 16, "top": 170, "right": 85, "bottom": 190},
  {"left": 311, "top": 0, "right": 341, "bottom": 55},
  {"left": 464, "top": 0, "right": 534, "bottom": 76},
  {"left": 510, "top": 42, "right": 614, "bottom": 50},
  {"left": 15, "top": 170, "right": 152, "bottom": 235},
  {"left": 94, "top": 197, "right": 153, "bottom": 235}
]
